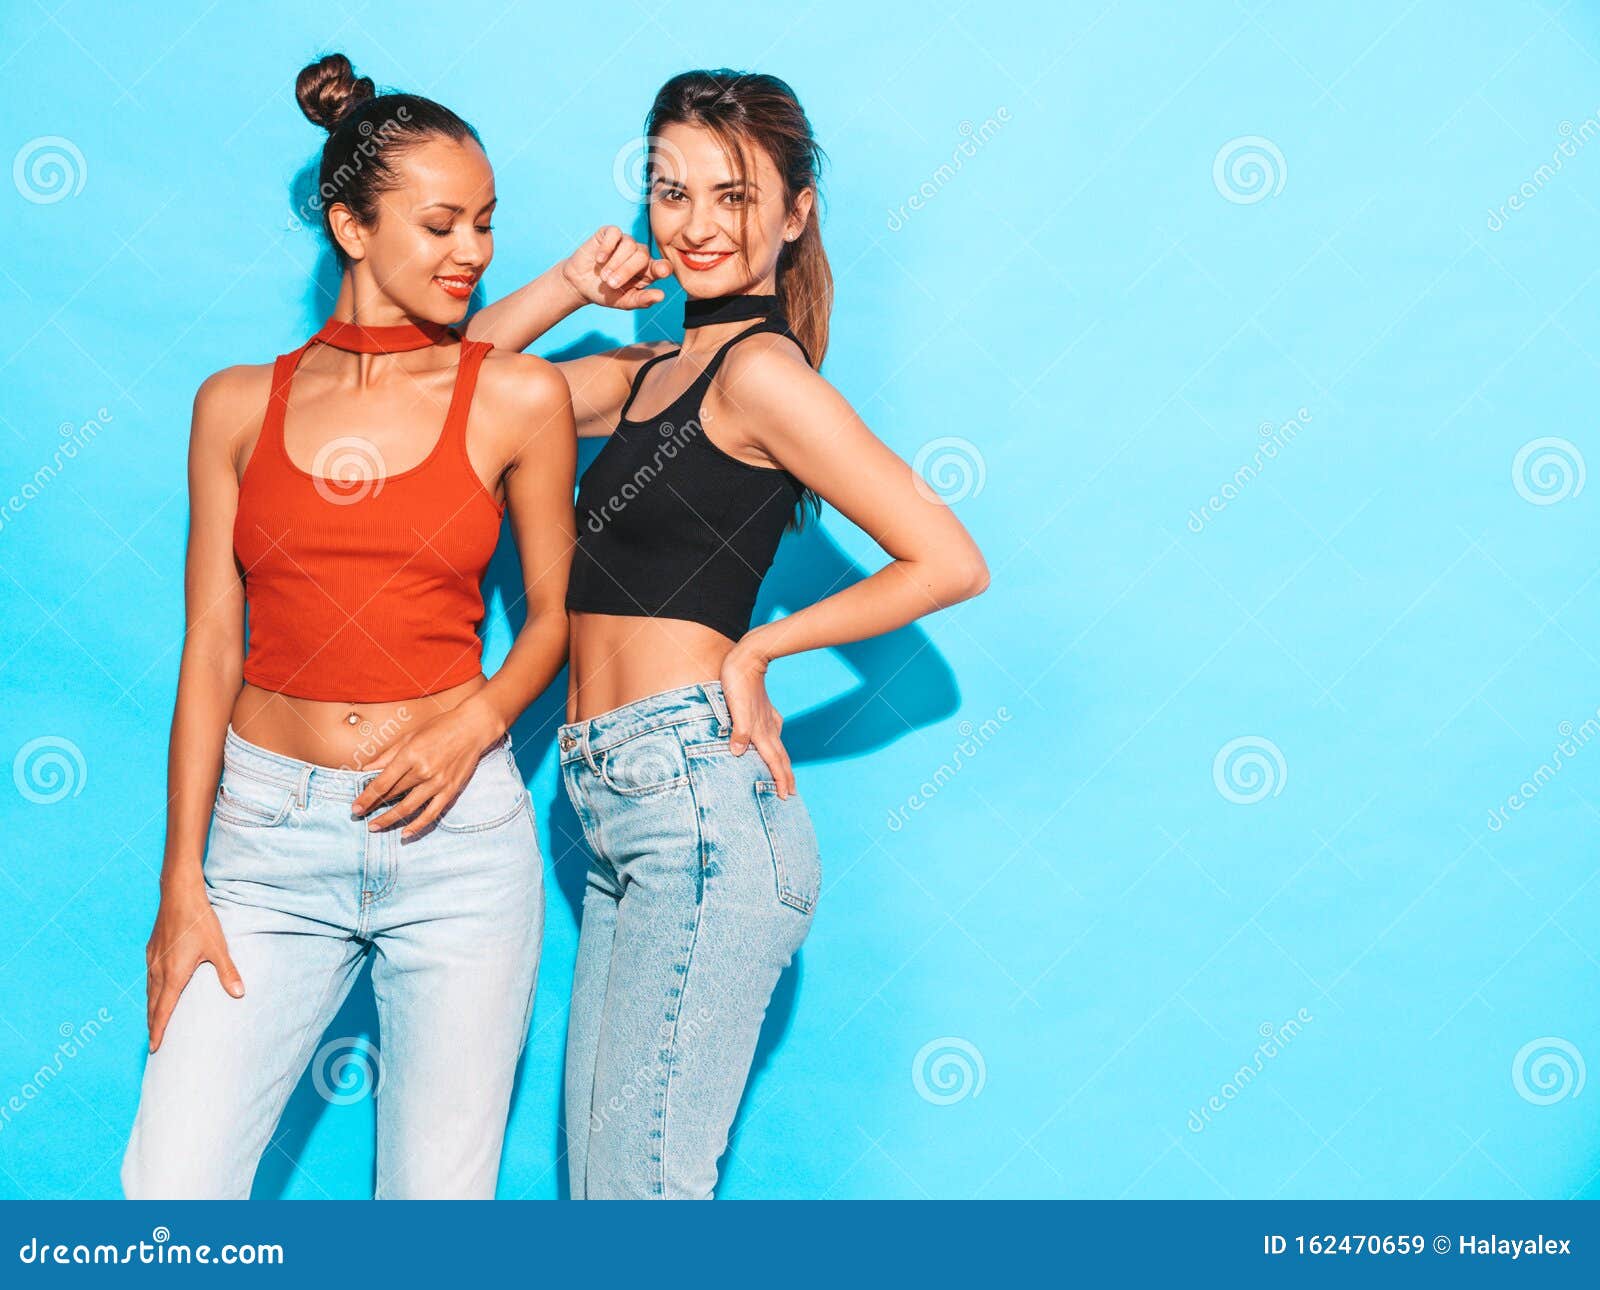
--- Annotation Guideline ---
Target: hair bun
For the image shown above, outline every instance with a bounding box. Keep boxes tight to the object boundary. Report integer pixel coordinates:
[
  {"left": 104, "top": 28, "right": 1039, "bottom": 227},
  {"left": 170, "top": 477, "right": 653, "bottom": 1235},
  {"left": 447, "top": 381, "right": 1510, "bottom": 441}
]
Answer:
[{"left": 295, "top": 53, "right": 375, "bottom": 132}]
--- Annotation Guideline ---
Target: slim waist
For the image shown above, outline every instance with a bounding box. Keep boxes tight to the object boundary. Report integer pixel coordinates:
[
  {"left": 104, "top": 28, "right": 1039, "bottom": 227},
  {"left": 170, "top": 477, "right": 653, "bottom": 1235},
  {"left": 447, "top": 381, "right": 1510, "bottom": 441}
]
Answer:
[
  {"left": 222, "top": 723, "right": 512, "bottom": 803},
  {"left": 557, "top": 681, "right": 731, "bottom": 764}
]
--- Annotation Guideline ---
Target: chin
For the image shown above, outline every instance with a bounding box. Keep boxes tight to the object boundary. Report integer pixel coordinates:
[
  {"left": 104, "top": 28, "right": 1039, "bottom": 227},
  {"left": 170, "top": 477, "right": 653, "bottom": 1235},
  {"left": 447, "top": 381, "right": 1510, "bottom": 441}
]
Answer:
[{"left": 680, "top": 270, "right": 761, "bottom": 298}]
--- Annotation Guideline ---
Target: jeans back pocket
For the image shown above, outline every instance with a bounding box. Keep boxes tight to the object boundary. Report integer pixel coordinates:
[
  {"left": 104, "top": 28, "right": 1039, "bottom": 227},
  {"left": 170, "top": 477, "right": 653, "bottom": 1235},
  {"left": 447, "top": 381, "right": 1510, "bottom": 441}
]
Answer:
[{"left": 753, "top": 780, "right": 821, "bottom": 914}]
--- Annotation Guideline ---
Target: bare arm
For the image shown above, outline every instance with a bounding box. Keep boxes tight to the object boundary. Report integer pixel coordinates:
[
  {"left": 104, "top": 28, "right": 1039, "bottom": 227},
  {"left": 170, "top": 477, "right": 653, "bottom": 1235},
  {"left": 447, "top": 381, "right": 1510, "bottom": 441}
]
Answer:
[
  {"left": 467, "top": 227, "right": 674, "bottom": 437},
  {"left": 146, "top": 366, "right": 262, "bottom": 1048},
  {"left": 460, "top": 354, "right": 578, "bottom": 739},
  {"left": 715, "top": 339, "right": 991, "bottom": 793}
]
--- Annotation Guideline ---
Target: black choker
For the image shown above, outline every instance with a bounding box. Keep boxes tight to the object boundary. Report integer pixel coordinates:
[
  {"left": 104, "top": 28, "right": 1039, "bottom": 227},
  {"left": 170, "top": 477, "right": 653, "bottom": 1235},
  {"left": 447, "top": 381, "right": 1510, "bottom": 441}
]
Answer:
[{"left": 683, "top": 293, "right": 780, "bottom": 328}]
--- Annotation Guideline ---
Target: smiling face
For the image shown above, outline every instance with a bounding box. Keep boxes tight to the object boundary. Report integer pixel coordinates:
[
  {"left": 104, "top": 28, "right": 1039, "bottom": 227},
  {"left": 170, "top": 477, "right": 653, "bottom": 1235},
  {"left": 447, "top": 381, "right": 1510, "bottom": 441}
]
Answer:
[
  {"left": 324, "top": 135, "right": 496, "bottom": 323},
  {"left": 647, "top": 121, "right": 812, "bottom": 298}
]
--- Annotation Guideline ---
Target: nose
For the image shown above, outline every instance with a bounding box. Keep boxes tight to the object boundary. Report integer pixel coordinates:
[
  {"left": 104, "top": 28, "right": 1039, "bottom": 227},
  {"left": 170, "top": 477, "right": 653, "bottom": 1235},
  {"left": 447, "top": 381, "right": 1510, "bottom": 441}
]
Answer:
[{"left": 684, "top": 199, "right": 722, "bottom": 245}]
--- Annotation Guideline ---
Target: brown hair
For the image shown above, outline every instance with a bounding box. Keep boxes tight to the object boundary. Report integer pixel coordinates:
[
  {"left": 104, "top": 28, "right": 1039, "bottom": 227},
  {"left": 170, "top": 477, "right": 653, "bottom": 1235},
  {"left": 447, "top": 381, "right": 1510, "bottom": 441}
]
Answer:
[
  {"left": 645, "top": 69, "right": 832, "bottom": 528},
  {"left": 294, "top": 53, "right": 481, "bottom": 264}
]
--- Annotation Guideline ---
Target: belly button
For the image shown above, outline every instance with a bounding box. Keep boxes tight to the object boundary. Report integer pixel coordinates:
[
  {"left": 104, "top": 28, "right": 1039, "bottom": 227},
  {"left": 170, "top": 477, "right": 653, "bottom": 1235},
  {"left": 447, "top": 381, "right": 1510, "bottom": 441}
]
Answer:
[{"left": 345, "top": 711, "right": 360, "bottom": 726}]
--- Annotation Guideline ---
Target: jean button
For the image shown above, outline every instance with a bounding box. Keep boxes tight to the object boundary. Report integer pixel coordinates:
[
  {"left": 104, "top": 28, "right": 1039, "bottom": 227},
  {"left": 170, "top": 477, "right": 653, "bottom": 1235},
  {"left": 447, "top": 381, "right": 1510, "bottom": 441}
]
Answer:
[{"left": 559, "top": 734, "right": 576, "bottom": 751}]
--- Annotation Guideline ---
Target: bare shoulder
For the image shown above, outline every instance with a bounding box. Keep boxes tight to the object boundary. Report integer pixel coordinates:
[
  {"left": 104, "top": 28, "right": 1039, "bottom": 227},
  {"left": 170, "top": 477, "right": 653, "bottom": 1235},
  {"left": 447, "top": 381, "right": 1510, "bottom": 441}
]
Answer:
[
  {"left": 191, "top": 362, "right": 274, "bottom": 451},
  {"left": 476, "top": 348, "right": 573, "bottom": 415},
  {"left": 717, "top": 331, "right": 826, "bottom": 407}
]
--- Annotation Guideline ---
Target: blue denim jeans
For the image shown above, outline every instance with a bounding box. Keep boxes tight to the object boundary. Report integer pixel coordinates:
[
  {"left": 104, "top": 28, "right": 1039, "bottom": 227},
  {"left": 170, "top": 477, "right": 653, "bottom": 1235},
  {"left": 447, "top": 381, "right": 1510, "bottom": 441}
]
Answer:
[
  {"left": 120, "top": 724, "right": 543, "bottom": 1199},
  {"left": 558, "top": 680, "right": 821, "bottom": 1199}
]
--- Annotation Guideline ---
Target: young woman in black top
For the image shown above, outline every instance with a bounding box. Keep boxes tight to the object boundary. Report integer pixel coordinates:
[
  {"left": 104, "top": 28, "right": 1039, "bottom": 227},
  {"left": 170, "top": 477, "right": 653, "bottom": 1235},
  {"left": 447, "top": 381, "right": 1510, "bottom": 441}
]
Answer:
[{"left": 470, "top": 69, "right": 988, "bottom": 1198}]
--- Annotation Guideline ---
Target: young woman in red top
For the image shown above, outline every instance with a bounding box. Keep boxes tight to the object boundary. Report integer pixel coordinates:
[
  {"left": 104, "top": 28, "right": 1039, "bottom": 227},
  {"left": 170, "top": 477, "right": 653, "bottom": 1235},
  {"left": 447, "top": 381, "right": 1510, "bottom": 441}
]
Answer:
[{"left": 120, "top": 55, "right": 575, "bottom": 1199}]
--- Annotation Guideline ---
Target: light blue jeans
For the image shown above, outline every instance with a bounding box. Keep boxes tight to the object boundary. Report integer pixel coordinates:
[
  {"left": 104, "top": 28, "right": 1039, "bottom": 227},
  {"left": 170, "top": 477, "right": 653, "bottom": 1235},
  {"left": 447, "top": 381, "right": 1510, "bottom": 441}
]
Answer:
[
  {"left": 559, "top": 680, "right": 821, "bottom": 1199},
  {"left": 120, "top": 724, "right": 543, "bottom": 1199}
]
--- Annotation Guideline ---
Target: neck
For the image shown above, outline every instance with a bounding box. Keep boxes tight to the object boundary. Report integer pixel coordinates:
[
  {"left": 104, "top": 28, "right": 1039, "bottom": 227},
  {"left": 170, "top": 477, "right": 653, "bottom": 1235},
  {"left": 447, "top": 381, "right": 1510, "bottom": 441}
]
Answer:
[{"left": 678, "top": 287, "right": 781, "bottom": 357}]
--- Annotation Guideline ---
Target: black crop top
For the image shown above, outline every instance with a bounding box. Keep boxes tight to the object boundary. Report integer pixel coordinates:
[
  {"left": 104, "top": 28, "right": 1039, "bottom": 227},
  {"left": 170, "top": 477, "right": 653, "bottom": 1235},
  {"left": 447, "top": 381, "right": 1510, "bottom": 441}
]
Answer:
[{"left": 565, "top": 301, "right": 810, "bottom": 642}]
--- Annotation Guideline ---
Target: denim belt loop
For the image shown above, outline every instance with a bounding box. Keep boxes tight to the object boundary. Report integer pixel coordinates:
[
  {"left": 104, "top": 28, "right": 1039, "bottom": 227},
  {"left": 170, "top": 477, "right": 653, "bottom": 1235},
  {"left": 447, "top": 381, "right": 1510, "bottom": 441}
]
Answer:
[
  {"left": 579, "top": 722, "right": 602, "bottom": 776},
  {"left": 294, "top": 763, "right": 313, "bottom": 809},
  {"left": 699, "top": 682, "right": 731, "bottom": 736}
]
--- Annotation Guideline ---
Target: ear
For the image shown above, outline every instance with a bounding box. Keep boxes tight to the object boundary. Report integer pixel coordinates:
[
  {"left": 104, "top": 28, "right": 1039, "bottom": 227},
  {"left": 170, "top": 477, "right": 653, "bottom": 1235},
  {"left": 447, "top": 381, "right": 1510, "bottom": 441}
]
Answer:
[
  {"left": 784, "top": 187, "right": 815, "bottom": 243},
  {"left": 325, "top": 201, "right": 368, "bottom": 262}
]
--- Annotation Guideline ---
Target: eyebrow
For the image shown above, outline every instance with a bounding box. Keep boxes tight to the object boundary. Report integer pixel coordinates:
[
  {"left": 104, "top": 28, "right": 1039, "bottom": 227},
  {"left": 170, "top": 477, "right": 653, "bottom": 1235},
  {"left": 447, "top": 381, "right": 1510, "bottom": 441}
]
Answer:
[
  {"left": 651, "top": 178, "right": 757, "bottom": 192},
  {"left": 416, "top": 197, "right": 498, "bottom": 214}
]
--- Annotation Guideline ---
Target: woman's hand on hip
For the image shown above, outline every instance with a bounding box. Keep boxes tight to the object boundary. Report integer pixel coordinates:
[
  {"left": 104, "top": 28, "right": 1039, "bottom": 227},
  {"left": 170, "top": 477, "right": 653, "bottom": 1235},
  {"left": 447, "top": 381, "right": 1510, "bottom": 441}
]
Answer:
[
  {"left": 562, "top": 226, "right": 672, "bottom": 310},
  {"left": 146, "top": 884, "right": 243, "bottom": 1052},
  {"left": 351, "top": 695, "right": 505, "bottom": 838},
  {"left": 720, "top": 646, "right": 796, "bottom": 798}
]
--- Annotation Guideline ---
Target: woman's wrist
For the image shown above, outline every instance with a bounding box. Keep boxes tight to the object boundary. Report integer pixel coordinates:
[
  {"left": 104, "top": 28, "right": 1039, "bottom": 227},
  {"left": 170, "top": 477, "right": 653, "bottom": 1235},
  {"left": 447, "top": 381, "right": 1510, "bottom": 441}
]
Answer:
[
  {"left": 158, "top": 861, "right": 207, "bottom": 899},
  {"left": 729, "top": 626, "right": 777, "bottom": 671},
  {"left": 552, "top": 258, "right": 593, "bottom": 310},
  {"left": 457, "top": 689, "right": 510, "bottom": 743}
]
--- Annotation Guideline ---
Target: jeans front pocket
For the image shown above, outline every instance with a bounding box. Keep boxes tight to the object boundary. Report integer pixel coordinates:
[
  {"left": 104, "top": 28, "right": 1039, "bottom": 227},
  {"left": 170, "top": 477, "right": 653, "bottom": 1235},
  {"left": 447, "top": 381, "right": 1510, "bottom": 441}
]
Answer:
[
  {"left": 598, "top": 727, "right": 689, "bottom": 798},
  {"left": 212, "top": 771, "right": 295, "bottom": 829},
  {"left": 435, "top": 752, "right": 531, "bottom": 833},
  {"left": 752, "top": 780, "right": 821, "bottom": 914}
]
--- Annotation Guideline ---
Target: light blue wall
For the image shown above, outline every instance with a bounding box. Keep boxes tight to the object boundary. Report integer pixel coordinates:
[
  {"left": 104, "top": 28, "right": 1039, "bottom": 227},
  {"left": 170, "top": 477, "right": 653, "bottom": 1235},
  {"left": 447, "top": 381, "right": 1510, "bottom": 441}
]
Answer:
[{"left": 3, "top": 0, "right": 1598, "bottom": 1199}]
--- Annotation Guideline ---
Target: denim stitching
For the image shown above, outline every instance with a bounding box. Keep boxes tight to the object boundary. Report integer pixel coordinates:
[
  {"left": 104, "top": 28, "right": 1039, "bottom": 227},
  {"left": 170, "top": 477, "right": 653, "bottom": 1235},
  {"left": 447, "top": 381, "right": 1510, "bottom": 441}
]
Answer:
[{"left": 651, "top": 728, "right": 712, "bottom": 1198}]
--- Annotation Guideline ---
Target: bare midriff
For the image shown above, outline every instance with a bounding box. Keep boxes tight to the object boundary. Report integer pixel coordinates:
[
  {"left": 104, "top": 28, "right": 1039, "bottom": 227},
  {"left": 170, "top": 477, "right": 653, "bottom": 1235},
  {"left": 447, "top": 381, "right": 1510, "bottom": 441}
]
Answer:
[
  {"left": 229, "top": 674, "right": 487, "bottom": 770},
  {"left": 566, "top": 612, "right": 735, "bottom": 723}
]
